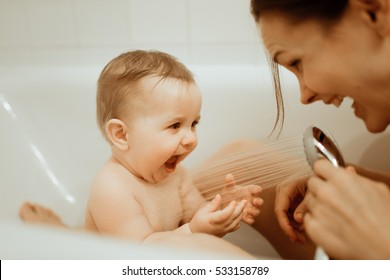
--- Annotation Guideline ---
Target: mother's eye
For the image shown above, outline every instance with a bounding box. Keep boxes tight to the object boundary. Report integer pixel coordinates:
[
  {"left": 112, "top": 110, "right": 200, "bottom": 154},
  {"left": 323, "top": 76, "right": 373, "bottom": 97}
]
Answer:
[{"left": 289, "top": 59, "right": 301, "bottom": 70}]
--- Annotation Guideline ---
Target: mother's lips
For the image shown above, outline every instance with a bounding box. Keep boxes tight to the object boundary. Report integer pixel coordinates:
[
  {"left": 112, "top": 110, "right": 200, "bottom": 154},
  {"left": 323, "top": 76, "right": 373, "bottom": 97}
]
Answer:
[
  {"left": 331, "top": 96, "right": 344, "bottom": 107},
  {"left": 324, "top": 96, "right": 344, "bottom": 107},
  {"left": 351, "top": 101, "right": 362, "bottom": 118}
]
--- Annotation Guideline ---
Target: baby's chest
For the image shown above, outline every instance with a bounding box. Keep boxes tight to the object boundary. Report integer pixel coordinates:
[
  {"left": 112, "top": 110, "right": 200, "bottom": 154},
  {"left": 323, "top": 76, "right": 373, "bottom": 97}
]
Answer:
[{"left": 140, "top": 185, "right": 184, "bottom": 232}]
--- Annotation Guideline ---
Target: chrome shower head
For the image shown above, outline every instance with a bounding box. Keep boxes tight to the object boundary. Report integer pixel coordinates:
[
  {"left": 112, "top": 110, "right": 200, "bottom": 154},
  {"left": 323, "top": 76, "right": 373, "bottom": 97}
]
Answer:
[{"left": 303, "top": 125, "right": 345, "bottom": 168}]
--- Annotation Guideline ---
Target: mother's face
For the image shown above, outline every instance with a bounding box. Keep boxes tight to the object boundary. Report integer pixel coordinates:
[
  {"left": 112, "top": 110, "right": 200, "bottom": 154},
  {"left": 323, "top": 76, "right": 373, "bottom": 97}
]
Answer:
[{"left": 258, "top": 9, "right": 390, "bottom": 133}]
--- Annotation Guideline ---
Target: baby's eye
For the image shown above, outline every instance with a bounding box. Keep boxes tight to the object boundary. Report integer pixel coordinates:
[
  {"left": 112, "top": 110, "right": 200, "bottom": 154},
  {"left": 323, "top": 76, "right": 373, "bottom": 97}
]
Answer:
[
  {"left": 170, "top": 123, "right": 181, "bottom": 129},
  {"left": 192, "top": 120, "right": 199, "bottom": 128}
]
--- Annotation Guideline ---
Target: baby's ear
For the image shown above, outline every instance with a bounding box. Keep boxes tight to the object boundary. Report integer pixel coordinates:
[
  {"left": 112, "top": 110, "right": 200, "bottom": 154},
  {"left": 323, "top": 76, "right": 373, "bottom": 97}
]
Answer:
[{"left": 105, "top": 119, "right": 129, "bottom": 150}]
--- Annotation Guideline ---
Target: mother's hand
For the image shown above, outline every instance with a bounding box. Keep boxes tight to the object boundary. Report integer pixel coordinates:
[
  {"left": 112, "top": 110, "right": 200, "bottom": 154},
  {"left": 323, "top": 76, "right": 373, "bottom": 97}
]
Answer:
[
  {"left": 304, "top": 160, "right": 390, "bottom": 259},
  {"left": 275, "top": 176, "right": 310, "bottom": 243}
]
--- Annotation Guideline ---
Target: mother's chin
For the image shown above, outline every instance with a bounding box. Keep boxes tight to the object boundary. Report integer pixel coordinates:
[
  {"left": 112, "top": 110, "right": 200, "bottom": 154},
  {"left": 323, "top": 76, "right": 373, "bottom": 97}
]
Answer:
[
  {"left": 363, "top": 118, "right": 389, "bottom": 134},
  {"left": 352, "top": 104, "right": 389, "bottom": 133}
]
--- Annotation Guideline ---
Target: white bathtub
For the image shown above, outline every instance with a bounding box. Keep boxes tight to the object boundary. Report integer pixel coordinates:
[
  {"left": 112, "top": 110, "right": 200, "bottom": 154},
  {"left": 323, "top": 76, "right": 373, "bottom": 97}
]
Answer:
[{"left": 1, "top": 65, "right": 388, "bottom": 259}]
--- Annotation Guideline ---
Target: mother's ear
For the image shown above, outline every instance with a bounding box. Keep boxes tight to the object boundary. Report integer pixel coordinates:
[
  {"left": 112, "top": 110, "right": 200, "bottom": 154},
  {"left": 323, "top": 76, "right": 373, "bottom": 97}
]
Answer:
[
  {"left": 105, "top": 119, "right": 130, "bottom": 151},
  {"left": 352, "top": 0, "right": 390, "bottom": 35}
]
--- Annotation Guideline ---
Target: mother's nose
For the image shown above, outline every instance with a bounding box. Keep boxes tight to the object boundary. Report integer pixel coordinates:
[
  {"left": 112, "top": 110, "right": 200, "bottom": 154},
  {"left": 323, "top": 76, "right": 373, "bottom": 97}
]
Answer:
[{"left": 300, "top": 83, "right": 317, "bottom": 105}]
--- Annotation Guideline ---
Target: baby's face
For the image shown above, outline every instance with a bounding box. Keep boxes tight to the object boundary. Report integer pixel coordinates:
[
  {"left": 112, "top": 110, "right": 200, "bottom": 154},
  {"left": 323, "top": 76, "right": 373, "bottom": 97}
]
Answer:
[{"left": 124, "top": 77, "right": 202, "bottom": 183}]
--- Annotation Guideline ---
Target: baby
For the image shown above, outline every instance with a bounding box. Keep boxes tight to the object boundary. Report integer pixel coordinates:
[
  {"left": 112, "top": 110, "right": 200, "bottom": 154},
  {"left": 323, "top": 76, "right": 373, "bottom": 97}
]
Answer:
[{"left": 21, "top": 50, "right": 263, "bottom": 243}]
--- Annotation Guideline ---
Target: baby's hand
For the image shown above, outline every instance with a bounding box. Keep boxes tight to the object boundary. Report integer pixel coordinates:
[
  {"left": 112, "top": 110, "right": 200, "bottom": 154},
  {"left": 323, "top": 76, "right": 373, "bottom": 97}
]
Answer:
[
  {"left": 222, "top": 174, "right": 263, "bottom": 225},
  {"left": 189, "top": 194, "right": 247, "bottom": 237}
]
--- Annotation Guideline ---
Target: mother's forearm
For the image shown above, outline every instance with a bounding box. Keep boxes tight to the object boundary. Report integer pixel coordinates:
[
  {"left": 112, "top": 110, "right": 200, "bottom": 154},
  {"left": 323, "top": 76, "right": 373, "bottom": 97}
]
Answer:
[{"left": 349, "top": 164, "right": 390, "bottom": 187}]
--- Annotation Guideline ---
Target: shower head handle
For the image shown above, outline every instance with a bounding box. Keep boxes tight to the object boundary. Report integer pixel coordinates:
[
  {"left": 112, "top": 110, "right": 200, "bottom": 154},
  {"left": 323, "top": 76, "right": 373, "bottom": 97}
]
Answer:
[{"left": 303, "top": 125, "right": 346, "bottom": 260}]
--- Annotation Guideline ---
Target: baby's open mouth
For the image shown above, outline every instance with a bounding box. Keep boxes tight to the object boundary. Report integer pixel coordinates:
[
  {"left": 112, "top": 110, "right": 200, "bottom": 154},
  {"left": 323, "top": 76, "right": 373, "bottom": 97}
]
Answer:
[{"left": 164, "top": 156, "right": 177, "bottom": 173}]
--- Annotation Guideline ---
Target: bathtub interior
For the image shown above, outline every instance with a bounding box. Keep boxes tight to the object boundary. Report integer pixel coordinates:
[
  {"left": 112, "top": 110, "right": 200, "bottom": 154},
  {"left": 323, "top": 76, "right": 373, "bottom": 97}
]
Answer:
[{"left": 1, "top": 65, "right": 389, "bottom": 259}]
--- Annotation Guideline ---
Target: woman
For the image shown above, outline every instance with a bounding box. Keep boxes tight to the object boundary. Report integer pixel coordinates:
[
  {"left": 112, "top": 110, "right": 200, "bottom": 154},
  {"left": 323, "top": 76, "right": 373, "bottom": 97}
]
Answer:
[{"left": 250, "top": 0, "right": 390, "bottom": 259}]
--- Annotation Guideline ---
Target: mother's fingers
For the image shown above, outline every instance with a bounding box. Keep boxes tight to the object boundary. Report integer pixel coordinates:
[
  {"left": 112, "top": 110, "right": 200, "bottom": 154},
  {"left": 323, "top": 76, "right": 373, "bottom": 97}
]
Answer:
[
  {"left": 305, "top": 176, "right": 350, "bottom": 240},
  {"left": 312, "top": 160, "right": 338, "bottom": 179},
  {"left": 306, "top": 175, "right": 326, "bottom": 197},
  {"left": 307, "top": 170, "right": 358, "bottom": 217},
  {"left": 306, "top": 175, "right": 341, "bottom": 214},
  {"left": 313, "top": 160, "right": 354, "bottom": 188},
  {"left": 304, "top": 211, "right": 346, "bottom": 258}
]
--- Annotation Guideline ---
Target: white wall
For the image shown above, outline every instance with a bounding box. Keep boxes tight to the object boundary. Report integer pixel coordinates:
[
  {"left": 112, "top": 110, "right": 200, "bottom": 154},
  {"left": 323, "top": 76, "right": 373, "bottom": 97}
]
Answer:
[{"left": 0, "top": 0, "right": 266, "bottom": 66}]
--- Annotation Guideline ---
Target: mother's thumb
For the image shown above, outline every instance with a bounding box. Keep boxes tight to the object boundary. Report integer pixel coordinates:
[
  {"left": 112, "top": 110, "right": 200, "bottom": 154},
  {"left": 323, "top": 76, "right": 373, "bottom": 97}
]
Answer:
[{"left": 294, "top": 201, "right": 308, "bottom": 223}]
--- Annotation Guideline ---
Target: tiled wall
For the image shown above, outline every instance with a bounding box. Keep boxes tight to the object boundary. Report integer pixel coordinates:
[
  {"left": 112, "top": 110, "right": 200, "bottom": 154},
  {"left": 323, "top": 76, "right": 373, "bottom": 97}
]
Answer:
[{"left": 0, "top": 0, "right": 266, "bottom": 66}]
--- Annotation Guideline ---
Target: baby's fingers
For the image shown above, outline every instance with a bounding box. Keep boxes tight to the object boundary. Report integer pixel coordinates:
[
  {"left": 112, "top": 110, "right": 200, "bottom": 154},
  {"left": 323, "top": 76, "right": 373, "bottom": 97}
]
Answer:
[
  {"left": 206, "top": 194, "right": 222, "bottom": 213},
  {"left": 250, "top": 197, "right": 264, "bottom": 208},
  {"left": 224, "top": 173, "right": 236, "bottom": 188},
  {"left": 242, "top": 206, "right": 260, "bottom": 225},
  {"left": 211, "top": 200, "right": 236, "bottom": 224},
  {"left": 242, "top": 215, "right": 255, "bottom": 225},
  {"left": 245, "top": 205, "right": 261, "bottom": 217},
  {"left": 223, "top": 201, "right": 247, "bottom": 232},
  {"left": 210, "top": 200, "right": 243, "bottom": 224},
  {"left": 249, "top": 185, "right": 262, "bottom": 195},
  {"left": 222, "top": 174, "right": 236, "bottom": 196},
  {"left": 232, "top": 200, "right": 247, "bottom": 220},
  {"left": 225, "top": 212, "right": 243, "bottom": 232},
  {"left": 222, "top": 174, "right": 239, "bottom": 197}
]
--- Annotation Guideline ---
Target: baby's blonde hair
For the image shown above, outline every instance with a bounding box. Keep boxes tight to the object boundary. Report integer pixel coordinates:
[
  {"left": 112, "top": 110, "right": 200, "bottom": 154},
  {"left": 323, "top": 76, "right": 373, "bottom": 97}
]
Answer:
[{"left": 96, "top": 50, "right": 195, "bottom": 141}]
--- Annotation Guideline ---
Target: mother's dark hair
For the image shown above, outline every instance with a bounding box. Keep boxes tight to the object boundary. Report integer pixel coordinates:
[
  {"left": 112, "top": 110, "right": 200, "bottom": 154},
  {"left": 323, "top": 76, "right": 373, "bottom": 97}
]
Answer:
[
  {"left": 250, "top": 0, "right": 348, "bottom": 135},
  {"left": 251, "top": 0, "right": 348, "bottom": 22}
]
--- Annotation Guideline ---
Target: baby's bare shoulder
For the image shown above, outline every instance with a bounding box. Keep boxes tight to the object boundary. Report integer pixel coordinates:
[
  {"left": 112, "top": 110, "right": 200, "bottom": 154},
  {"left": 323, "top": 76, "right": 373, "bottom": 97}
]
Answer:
[
  {"left": 87, "top": 161, "right": 146, "bottom": 220},
  {"left": 90, "top": 160, "right": 139, "bottom": 199}
]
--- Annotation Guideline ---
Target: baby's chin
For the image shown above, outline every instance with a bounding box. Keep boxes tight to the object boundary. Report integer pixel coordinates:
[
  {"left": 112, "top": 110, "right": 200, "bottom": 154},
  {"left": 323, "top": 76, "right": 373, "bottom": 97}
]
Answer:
[
  {"left": 147, "top": 175, "right": 166, "bottom": 185},
  {"left": 146, "top": 165, "right": 177, "bottom": 184}
]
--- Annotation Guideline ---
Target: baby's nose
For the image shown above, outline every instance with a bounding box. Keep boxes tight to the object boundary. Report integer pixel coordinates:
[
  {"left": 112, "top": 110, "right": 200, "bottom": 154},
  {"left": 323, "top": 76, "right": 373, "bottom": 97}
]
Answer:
[{"left": 182, "top": 130, "right": 197, "bottom": 147}]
